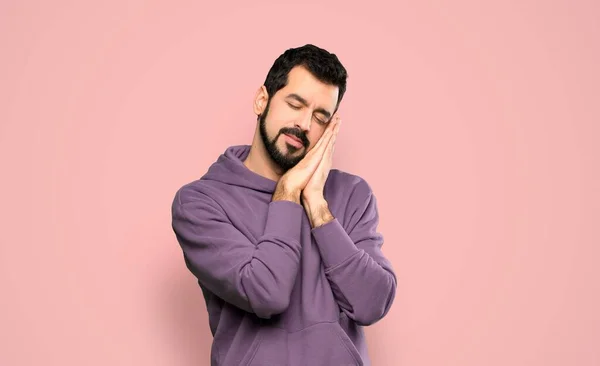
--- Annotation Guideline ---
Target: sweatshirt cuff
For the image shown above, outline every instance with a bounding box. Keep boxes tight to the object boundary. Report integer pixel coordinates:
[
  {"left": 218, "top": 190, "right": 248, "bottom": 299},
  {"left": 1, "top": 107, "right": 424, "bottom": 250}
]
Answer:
[
  {"left": 263, "top": 200, "right": 304, "bottom": 240},
  {"left": 311, "top": 218, "right": 360, "bottom": 269}
]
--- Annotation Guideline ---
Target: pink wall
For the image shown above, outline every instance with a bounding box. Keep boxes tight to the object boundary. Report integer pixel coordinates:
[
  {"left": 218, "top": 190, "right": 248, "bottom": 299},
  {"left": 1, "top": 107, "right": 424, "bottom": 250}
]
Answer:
[{"left": 1, "top": 1, "right": 598, "bottom": 365}]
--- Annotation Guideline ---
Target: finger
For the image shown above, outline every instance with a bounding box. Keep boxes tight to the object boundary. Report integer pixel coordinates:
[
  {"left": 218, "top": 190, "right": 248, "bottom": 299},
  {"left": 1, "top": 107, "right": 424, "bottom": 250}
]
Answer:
[
  {"left": 333, "top": 117, "right": 341, "bottom": 136},
  {"left": 328, "top": 116, "right": 341, "bottom": 143},
  {"left": 315, "top": 120, "right": 338, "bottom": 156},
  {"left": 314, "top": 127, "right": 337, "bottom": 170},
  {"left": 307, "top": 118, "right": 338, "bottom": 156},
  {"left": 316, "top": 120, "right": 338, "bottom": 165},
  {"left": 327, "top": 121, "right": 339, "bottom": 157},
  {"left": 319, "top": 117, "right": 339, "bottom": 143},
  {"left": 298, "top": 117, "right": 340, "bottom": 172},
  {"left": 300, "top": 122, "right": 337, "bottom": 171},
  {"left": 330, "top": 114, "right": 341, "bottom": 131},
  {"left": 311, "top": 126, "right": 337, "bottom": 176}
]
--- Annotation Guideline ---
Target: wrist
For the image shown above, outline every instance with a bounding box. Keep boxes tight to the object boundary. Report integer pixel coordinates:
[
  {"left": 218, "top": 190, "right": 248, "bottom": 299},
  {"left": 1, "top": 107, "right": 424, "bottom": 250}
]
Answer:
[
  {"left": 303, "top": 197, "right": 334, "bottom": 228},
  {"left": 273, "top": 179, "right": 301, "bottom": 204},
  {"left": 301, "top": 190, "right": 324, "bottom": 203}
]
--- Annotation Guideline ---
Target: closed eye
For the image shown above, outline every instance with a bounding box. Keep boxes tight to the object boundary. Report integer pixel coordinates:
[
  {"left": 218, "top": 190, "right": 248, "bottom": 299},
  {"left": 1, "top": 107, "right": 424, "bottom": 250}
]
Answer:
[{"left": 288, "top": 102, "right": 327, "bottom": 124}]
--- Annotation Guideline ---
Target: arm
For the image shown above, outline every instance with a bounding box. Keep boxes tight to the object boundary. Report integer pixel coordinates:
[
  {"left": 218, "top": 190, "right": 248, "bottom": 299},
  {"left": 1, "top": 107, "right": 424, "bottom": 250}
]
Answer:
[
  {"left": 171, "top": 186, "right": 303, "bottom": 319},
  {"left": 307, "top": 180, "right": 397, "bottom": 326}
]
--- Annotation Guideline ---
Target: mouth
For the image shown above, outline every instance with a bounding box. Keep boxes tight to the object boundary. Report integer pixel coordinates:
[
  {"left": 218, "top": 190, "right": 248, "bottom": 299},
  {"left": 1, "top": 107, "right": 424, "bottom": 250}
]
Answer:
[{"left": 283, "top": 133, "right": 304, "bottom": 148}]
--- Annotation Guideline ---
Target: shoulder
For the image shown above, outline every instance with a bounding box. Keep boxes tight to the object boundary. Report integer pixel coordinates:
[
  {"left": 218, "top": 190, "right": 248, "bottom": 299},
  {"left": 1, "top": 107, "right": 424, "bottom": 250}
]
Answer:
[
  {"left": 172, "top": 178, "right": 222, "bottom": 210},
  {"left": 327, "top": 169, "right": 375, "bottom": 198},
  {"left": 325, "top": 169, "right": 378, "bottom": 217}
]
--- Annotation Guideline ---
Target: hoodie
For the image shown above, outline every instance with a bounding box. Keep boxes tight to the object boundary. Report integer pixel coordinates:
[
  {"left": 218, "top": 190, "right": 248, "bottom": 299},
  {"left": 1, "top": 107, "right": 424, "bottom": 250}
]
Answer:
[{"left": 171, "top": 145, "right": 396, "bottom": 366}]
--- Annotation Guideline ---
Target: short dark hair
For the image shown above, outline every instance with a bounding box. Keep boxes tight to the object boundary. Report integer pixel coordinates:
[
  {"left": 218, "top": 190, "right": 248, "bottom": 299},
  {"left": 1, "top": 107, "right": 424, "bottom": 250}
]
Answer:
[{"left": 262, "top": 44, "right": 348, "bottom": 113}]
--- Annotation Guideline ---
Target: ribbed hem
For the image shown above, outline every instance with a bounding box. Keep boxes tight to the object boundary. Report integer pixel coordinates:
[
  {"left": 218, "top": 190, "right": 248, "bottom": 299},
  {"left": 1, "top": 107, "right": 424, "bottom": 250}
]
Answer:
[
  {"left": 311, "top": 218, "right": 360, "bottom": 268},
  {"left": 264, "top": 200, "right": 304, "bottom": 240}
]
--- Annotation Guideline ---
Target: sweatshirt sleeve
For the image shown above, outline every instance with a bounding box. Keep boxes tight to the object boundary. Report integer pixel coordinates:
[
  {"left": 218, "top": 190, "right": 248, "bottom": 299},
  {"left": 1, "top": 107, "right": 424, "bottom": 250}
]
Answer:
[
  {"left": 310, "top": 179, "right": 397, "bottom": 326},
  {"left": 171, "top": 187, "right": 304, "bottom": 319}
]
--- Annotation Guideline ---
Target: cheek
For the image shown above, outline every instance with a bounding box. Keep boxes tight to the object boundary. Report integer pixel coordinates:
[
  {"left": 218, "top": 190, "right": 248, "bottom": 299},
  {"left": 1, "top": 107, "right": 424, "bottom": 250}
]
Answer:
[
  {"left": 266, "top": 108, "right": 291, "bottom": 131},
  {"left": 269, "top": 102, "right": 293, "bottom": 120}
]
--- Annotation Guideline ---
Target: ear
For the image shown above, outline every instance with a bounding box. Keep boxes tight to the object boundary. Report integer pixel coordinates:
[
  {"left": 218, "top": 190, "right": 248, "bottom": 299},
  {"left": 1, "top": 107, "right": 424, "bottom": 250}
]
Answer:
[{"left": 253, "top": 85, "right": 269, "bottom": 117}]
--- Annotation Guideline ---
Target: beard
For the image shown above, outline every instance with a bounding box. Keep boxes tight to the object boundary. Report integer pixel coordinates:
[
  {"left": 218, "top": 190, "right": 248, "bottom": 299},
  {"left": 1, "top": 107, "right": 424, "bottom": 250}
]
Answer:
[{"left": 258, "top": 100, "right": 310, "bottom": 172}]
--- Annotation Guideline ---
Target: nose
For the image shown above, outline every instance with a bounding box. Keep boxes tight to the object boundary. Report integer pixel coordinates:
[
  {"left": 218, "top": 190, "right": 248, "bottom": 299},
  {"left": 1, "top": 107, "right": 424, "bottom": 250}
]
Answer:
[{"left": 295, "top": 111, "right": 312, "bottom": 132}]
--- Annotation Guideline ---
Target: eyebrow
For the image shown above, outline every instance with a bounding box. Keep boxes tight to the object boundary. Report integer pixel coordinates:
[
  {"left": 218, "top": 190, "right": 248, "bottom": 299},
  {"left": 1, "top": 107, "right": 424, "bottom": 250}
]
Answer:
[{"left": 285, "top": 93, "right": 332, "bottom": 120}]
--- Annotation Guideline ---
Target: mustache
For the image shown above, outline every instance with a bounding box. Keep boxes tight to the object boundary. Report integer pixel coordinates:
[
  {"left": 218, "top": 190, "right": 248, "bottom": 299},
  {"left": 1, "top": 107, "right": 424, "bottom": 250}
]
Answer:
[{"left": 279, "top": 128, "right": 309, "bottom": 147}]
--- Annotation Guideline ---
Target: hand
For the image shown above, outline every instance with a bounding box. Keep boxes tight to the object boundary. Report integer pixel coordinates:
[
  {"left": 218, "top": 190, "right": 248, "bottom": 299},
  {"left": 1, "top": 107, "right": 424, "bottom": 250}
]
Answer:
[
  {"left": 272, "top": 117, "right": 340, "bottom": 203},
  {"left": 302, "top": 115, "right": 341, "bottom": 202}
]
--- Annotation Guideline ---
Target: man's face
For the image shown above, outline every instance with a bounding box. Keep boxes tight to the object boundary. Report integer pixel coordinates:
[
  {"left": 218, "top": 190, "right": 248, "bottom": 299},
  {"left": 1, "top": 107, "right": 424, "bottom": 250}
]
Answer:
[{"left": 258, "top": 66, "right": 339, "bottom": 171}]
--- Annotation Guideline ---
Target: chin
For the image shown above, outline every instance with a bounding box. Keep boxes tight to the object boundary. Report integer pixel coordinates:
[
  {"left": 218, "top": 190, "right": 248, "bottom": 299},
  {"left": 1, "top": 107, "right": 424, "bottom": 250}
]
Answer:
[{"left": 279, "top": 142, "right": 301, "bottom": 154}]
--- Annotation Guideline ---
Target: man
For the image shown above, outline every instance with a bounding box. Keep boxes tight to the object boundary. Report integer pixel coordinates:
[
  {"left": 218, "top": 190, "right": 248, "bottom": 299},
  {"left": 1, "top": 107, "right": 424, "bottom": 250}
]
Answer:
[{"left": 171, "top": 44, "right": 396, "bottom": 366}]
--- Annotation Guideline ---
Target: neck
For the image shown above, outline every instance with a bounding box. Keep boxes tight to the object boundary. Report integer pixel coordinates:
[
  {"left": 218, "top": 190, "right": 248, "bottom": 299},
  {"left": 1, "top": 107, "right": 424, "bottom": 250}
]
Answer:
[{"left": 243, "top": 123, "right": 285, "bottom": 182}]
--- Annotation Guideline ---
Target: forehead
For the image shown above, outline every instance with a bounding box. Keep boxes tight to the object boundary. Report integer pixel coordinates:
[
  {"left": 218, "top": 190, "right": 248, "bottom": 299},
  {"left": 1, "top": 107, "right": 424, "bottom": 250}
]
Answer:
[{"left": 278, "top": 66, "right": 339, "bottom": 109}]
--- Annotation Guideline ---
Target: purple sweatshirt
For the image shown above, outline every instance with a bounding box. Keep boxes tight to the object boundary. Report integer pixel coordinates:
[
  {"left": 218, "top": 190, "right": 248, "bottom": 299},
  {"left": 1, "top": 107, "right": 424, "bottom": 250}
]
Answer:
[{"left": 171, "top": 145, "right": 396, "bottom": 366}]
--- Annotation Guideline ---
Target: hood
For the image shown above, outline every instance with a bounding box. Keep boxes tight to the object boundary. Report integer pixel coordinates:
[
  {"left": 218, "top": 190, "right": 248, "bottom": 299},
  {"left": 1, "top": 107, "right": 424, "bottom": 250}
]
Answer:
[{"left": 201, "top": 145, "right": 278, "bottom": 194}]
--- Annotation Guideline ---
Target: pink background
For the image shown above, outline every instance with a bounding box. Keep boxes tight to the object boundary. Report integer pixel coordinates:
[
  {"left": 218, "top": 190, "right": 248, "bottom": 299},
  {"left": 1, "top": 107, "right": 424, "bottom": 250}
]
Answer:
[{"left": 1, "top": 1, "right": 599, "bottom": 365}]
